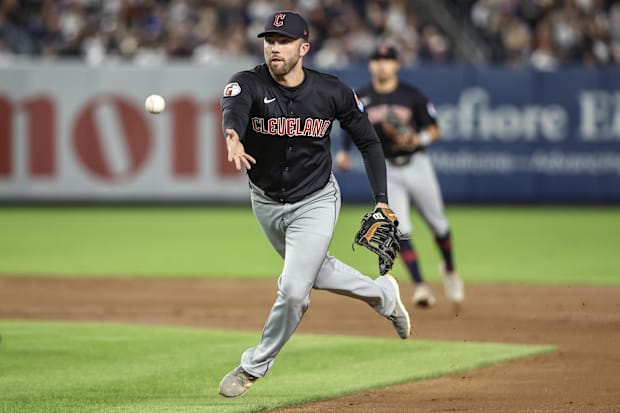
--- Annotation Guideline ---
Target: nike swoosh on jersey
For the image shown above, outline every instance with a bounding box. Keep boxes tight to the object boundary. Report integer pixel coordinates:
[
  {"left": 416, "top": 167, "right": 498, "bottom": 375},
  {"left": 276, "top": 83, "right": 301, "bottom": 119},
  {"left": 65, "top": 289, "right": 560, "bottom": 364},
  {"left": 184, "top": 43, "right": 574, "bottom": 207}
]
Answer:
[{"left": 264, "top": 97, "right": 276, "bottom": 103}]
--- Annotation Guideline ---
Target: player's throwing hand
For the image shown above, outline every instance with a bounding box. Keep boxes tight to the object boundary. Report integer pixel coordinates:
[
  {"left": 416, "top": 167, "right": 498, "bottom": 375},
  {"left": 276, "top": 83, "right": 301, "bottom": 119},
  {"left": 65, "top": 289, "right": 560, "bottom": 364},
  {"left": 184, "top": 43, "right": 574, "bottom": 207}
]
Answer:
[{"left": 225, "top": 129, "right": 256, "bottom": 170}]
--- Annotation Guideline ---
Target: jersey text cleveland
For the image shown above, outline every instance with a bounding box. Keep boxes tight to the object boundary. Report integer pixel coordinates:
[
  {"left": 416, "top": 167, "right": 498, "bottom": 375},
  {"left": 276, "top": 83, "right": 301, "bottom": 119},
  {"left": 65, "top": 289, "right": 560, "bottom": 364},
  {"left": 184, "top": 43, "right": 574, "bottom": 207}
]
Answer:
[{"left": 252, "top": 117, "right": 331, "bottom": 138}]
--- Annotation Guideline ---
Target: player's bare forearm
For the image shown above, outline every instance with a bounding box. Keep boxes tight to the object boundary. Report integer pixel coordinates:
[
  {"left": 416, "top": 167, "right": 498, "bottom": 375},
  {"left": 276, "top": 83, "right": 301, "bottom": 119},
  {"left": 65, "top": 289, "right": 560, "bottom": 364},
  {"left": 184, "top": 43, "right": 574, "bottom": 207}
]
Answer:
[
  {"left": 427, "top": 124, "right": 440, "bottom": 140},
  {"left": 392, "top": 125, "right": 440, "bottom": 151},
  {"left": 225, "top": 129, "right": 256, "bottom": 170}
]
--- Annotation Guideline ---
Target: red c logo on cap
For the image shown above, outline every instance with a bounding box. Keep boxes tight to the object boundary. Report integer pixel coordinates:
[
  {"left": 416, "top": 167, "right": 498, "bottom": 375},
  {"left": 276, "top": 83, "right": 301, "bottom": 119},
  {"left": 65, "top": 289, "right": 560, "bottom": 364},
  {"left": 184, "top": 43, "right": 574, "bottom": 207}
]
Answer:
[{"left": 273, "top": 13, "right": 286, "bottom": 27}]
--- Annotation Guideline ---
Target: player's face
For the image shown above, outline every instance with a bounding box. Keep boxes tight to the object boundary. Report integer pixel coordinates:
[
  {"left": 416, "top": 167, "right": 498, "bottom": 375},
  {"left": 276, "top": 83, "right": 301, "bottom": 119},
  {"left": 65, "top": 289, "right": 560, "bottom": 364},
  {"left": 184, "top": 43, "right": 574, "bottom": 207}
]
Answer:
[
  {"left": 369, "top": 58, "right": 400, "bottom": 82},
  {"left": 264, "top": 34, "right": 309, "bottom": 76}
]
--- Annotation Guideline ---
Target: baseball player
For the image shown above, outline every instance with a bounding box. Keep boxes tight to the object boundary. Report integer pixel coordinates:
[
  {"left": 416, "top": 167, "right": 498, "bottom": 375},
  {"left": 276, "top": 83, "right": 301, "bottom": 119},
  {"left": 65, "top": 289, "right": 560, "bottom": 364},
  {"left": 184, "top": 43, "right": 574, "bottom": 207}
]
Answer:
[
  {"left": 218, "top": 11, "right": 410, "bottom": 398},
  {"left": 336, "top": 44, "right": 464, "bottom": 308}
]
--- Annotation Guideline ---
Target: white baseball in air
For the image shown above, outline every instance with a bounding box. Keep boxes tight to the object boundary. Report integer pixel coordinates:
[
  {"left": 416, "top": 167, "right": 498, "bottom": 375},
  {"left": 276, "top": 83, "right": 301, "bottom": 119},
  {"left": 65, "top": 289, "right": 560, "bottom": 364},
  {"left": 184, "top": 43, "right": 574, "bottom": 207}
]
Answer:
[{"left": 145, "top": 94, "right": 166, "bottom": 114}]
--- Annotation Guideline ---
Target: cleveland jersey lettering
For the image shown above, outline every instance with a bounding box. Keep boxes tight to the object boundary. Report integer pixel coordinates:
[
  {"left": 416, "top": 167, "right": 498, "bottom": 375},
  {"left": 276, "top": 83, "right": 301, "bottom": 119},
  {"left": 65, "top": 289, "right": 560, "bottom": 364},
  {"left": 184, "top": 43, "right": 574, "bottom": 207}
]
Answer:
[
  {"left": 366, "top": 104, "right": 413, "bottom": 126},
  {"left": 251, "top": 117, "right": 331, "bottom": 138}
]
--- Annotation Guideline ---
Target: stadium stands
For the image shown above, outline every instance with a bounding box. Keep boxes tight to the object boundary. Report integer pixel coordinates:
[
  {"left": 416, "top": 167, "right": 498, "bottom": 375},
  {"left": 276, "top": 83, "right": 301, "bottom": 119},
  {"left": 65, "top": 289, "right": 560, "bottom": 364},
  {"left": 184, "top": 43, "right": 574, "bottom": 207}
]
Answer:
[{"left": 0, "top": 0, "right": 618, "bottom": 68}]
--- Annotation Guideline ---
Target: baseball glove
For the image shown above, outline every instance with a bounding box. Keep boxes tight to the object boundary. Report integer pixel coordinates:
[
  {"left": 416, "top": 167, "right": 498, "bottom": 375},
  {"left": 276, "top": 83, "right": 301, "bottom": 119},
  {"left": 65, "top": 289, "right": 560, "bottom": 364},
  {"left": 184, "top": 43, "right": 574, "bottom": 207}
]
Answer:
[
  {"left": 353, "top": 207, "right": 401, "bottom": 276},
  {"left": 382, "top": 109, "right": 417, "bottom": 151}
]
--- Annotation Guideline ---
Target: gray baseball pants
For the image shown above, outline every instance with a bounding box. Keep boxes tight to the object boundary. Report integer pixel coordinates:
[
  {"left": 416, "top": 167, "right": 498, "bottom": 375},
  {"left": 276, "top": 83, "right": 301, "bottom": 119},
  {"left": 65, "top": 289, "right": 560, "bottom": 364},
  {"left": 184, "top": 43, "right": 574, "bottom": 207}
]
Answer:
[
  {"left": 240, "top": 174, "right": 397, "bottom": 378},
  {"left": 387, "top": 152, "right": 449, "bottom": 237}
]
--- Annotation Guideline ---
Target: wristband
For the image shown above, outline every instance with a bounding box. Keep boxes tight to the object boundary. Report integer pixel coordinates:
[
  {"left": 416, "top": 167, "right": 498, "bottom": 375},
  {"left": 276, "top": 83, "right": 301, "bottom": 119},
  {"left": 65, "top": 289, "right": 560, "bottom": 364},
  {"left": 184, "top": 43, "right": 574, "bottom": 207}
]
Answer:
[{"left": 418, "top": 130, "right": 432, "bottom": 147}]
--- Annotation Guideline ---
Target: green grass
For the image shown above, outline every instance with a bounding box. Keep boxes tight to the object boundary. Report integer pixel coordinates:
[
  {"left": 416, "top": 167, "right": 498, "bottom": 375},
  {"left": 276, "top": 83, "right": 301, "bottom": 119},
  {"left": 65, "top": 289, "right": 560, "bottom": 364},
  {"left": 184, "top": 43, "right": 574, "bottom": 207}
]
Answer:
[
  {"left": 0, "top": 207, "right": 583, "bottom": 411},
  {"left": 0, "top": 321, "right": 554, "bottom": 413},
  {"left": 0, "top": 207, "right": 280, "bottom": 277},
  {"left": 350, "top": 206, "right": 620, "bottom": 284},
  {"left": 0, "top": 206, "right": 618, "bottom": 284}
]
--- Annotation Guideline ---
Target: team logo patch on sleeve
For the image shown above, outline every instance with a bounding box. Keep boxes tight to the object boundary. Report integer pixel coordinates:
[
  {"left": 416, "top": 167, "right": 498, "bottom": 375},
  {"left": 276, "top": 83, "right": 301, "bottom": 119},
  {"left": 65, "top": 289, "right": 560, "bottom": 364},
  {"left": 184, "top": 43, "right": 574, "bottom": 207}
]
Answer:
[
  {"left": 223, "top": 82, "right": 241, "bottom": 97},
  {"left": 353, "top": 90, "right": 365, "bottom": 112},
  {"left": 427, "top": 102, "right": 437, "bottom": 118}
]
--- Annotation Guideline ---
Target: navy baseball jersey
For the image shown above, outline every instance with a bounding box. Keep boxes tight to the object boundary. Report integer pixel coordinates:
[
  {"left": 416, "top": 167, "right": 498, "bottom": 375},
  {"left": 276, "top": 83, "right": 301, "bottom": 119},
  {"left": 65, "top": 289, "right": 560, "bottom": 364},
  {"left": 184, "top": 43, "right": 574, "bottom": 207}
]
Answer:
[
  {"left": 353, "top": 82, "right": 438, "bottom": 159},
  {"left": 221, "top": 63, "right": 387, "bottom": 203}
]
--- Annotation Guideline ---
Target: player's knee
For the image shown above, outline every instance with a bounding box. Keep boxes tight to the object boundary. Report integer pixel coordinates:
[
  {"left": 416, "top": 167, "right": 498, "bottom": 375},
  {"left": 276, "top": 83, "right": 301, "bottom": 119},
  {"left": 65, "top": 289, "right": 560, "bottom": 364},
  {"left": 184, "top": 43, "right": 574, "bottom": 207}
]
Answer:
[
  {"left": 433, "top": 223, "right": 450, "bottom": 238},
  {"left": 283, "top": 293, "right": 310, "bottom": 312},
  {"left": 278, "top": 285, "right": 310, "bottom": 309}
]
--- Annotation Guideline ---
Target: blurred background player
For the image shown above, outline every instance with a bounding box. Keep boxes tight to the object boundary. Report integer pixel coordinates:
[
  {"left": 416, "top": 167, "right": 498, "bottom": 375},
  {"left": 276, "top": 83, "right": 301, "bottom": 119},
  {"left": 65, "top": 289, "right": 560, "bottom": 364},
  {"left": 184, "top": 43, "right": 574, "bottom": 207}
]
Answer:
[{"left": 336, "top": 44, "right": 464, "bottom": 308}]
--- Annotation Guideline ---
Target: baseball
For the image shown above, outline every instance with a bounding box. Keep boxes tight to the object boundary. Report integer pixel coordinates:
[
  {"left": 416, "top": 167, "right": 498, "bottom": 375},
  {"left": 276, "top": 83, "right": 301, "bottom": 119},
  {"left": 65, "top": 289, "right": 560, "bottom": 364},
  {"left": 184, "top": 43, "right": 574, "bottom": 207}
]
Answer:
[{"left": 145, "top": 94, "right": 165, "bottom": 114}]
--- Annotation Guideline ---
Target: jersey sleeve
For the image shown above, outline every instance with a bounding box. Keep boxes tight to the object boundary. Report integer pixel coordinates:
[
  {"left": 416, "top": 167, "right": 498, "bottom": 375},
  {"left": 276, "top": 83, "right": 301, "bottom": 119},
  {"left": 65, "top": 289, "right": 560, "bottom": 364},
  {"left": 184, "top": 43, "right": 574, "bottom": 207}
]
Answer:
[
  {"left": 336, "top": 83, "right": 388, "bottom": 204},
  {"left": 339, "top": 131, "right": 354, "bottom": 151},
  {"left": 412, "top": 91, "right": 438, "bottom": 130},
  {"left": 220, "top": 72, "right": 254, "bottom": 138}
]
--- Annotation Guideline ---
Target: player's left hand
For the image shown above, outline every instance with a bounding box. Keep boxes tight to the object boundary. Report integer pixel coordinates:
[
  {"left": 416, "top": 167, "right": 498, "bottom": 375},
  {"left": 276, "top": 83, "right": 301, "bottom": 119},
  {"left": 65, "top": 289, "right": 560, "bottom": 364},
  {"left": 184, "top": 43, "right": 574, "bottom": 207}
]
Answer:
[
  {"left": 353, "top": 206, "right": 401, "bottom": 276},
  {"left": 225, "top": 129, "right": 256, "bottom": 170}
]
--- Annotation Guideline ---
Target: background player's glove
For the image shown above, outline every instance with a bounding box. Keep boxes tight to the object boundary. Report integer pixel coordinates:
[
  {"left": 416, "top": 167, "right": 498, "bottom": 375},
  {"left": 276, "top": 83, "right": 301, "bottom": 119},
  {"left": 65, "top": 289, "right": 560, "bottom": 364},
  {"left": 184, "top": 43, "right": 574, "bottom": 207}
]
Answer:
[
  {"left": 353, "top": 207, "right": 401, "bottom": 276},
  {"left": 382, "top": 110, "right": 417, "bottom": 151}
]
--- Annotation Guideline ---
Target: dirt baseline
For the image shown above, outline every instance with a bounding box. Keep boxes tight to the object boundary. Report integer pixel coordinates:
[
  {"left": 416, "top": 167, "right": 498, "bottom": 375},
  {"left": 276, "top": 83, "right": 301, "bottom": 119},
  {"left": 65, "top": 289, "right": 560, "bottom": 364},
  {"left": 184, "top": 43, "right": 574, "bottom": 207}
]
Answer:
[{"left": 1, "top": 276, "right": 619, "bottom": 412}]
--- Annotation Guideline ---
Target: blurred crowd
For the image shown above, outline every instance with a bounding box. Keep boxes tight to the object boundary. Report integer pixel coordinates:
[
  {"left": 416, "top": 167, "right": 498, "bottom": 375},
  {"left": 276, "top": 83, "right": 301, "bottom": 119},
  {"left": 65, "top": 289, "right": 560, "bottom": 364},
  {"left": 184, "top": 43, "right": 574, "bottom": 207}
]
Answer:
[
  {"left": 0, "top": 0, "right": 619, "bottom": 69},
  {"left": 454, "top": 0, "right": 620, "bottom": 69}
]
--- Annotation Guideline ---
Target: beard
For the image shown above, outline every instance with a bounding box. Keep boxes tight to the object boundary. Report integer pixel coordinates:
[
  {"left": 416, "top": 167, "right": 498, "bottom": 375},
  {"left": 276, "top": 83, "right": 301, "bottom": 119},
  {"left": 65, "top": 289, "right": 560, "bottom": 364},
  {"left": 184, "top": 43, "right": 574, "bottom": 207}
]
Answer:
[{"left": 267, "top": 53, "right": 301, "bottom": 77}]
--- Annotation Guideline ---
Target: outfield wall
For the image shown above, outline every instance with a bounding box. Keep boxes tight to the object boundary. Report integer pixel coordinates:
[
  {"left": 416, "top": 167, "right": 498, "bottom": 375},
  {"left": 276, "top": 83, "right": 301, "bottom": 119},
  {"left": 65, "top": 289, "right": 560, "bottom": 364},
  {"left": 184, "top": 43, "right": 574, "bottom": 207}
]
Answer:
[
  {"left": 1, "top": 61, "right": 619, "bottom": 203},
  {"left": 333, "top": 66, "right": 620, "bottom": 204}
]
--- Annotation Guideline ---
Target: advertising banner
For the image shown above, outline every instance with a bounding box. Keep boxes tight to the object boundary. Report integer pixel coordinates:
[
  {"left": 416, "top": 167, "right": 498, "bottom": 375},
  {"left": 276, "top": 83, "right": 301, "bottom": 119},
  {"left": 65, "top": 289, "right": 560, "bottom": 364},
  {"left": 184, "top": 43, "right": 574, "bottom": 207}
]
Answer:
[
  {"left": 0, "top": 59, "right": 257, "bottom": 202},
  {"left": 1, "top": 62, "right": 619, "bottom": 203},
  {"left": 333, "top": 66, "right": 620, "bottom": 203}
]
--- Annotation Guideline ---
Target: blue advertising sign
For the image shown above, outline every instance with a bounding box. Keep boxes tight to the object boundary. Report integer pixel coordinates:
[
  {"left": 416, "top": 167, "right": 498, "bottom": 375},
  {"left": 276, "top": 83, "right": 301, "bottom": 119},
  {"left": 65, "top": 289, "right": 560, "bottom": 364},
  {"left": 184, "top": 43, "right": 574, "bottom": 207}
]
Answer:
[{"left": 330, "top": 66, "right": 620, "bottom": 204}]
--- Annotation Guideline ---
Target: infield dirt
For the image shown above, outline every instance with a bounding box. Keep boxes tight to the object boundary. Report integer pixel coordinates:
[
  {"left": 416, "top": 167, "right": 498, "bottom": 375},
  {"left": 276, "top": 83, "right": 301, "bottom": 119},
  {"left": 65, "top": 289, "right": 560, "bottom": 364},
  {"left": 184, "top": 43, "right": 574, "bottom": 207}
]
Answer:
[{"left": 1, "top": 276, "right": 619, "bottom": 412}]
